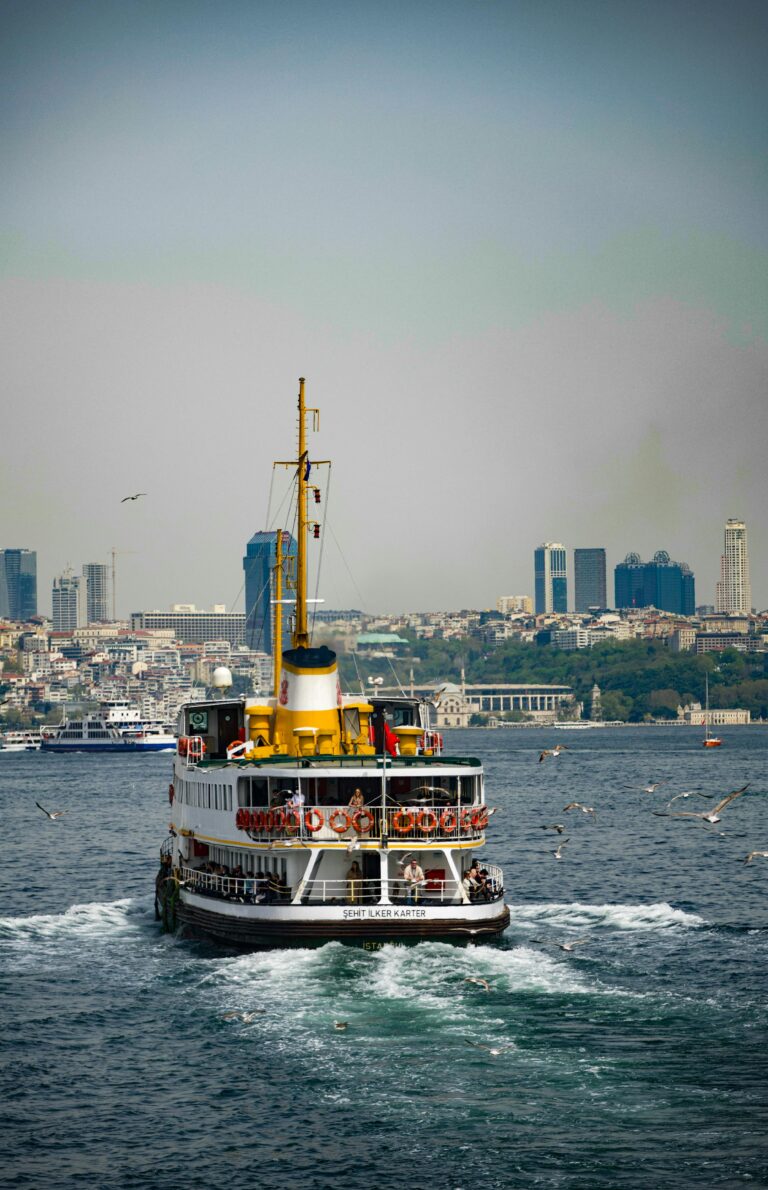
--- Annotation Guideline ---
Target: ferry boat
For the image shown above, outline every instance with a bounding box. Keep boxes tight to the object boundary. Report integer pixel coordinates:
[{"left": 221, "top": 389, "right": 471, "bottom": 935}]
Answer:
[
  {"left": 41, "top": 700, "right": 175, "bottom": 753},
  {"left": 0, "top": 729, "right": 43, "bottom": 752},
  {"left": 156, "top": 379, "right": 510, "bottom": 948}
]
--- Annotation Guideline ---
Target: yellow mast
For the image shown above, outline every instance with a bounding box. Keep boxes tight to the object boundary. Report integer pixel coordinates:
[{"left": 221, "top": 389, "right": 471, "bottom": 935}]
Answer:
[{"left": 272, "top": 530, "right": 283, "bottom": 697}]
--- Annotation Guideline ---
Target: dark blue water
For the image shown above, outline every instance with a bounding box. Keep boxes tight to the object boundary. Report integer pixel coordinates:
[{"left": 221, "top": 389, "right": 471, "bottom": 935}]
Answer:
[{"left": 1, "top": 727, "right": 767, "bottom": 1189}]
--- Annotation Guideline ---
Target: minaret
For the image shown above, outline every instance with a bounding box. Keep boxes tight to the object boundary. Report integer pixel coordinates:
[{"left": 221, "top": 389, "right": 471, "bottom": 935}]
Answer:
[{"left": 590, "top": 682, "right": 602, "bottom": 722}]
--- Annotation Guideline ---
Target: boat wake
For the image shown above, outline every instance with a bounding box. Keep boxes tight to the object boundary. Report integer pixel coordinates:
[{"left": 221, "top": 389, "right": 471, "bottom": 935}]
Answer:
[
  {"left": 0, "top": 897, "right": 137, "bottom": 943},
  {"left": 507, "top": 900, "right": 705, "bottom": 932}
]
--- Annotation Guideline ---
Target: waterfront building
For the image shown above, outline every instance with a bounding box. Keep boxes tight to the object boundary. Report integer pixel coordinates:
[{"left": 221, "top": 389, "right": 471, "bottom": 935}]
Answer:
[
  {"left": 243, "top": 530, "right": 298, "bottom": 653},
  {"left": 0, "top": 549, "right": 37, "bottom": 621},
  {"left": 82, "top": 563, "right": 110, "bottom": 623},
  {"left": 715, "top": 519, "right": 752, "bottom": 615},
  {"left": 573, "top": 548, "right": 607, "bottom": 612},
  {"left": 534, "top": 543, "right": 567, "bottom": 614},
  {"left": 51, "top": 572, "right": 84, "bottom": 631},
  {"left": 614, "top": 551, "right": 695, "bottom": 615}
]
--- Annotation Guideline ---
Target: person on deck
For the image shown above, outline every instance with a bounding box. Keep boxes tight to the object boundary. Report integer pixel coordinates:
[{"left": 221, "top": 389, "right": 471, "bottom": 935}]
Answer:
[{"left": 402, "top": 857, "right": 425, "bottom": 905}]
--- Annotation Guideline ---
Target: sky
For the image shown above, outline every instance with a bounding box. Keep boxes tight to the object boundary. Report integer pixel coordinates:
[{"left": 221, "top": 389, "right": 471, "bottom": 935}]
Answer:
[{"left": 2, "top": 0, "right": 767, "bottom": 618}]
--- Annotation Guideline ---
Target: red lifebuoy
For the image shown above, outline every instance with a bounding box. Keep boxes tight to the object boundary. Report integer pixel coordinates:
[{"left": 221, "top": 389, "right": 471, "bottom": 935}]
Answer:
[
  {"left": 416, "top": 809, "right": 438, "bottom": 833},
  {"left": 178, "top": 737, "right": 188, "bottom": 756},
  {"left": 439, "top": 808, "right": 457, "bottom": 833},
  {"left": 328, "top": 808, "right": 352, "bottom": 834},
  {"left": 269, "top": 807, "right": 285, "bottom": 831},
  {"left": 305, "top": 807, "right": 324, "bottom": 833},
  {"left": 392, "top": 809, "right": 414, "bottom": 834},
  {"left": 284, "top": 808, "right": 301, "bottom": 832},
  {"left": 352, "top": 809, "right": 375, "bottom": 834},
  {"left": 472, "top": 806, "right": 489, "bottom": 831},
  {"left": 235, "top": 807, "right": 249, "bottom": 830},
  {"left": 460, "top": 809, "right": 474, "bottom": 832}
]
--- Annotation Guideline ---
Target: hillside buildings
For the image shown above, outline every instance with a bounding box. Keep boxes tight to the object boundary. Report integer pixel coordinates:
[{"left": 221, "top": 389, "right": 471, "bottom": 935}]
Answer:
[
  {"left": 715, "top": 519, "right": 751, "bottom": 615},
  {"left": 0, "top": 549, "right": 37, "bottom": 621},
  {"left": 574, "top": 548, "right": 607, "bottom": 612},
  {"left": 534, "top": 543, "right": 567, "bottom": 614}
]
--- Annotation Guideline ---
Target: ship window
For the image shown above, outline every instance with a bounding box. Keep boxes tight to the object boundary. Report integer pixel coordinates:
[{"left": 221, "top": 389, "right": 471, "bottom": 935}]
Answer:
[{"left": 238, "top": 777, "right": 269, "bottom": 807}]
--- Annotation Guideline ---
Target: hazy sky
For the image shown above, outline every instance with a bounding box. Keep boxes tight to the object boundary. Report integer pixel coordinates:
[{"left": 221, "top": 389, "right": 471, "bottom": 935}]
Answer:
[{"left": 2, "top": 0, "right": 767, "bottom": 617}]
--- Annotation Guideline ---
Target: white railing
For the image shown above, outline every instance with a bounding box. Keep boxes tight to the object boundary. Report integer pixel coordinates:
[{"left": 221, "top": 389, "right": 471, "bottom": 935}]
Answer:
[{"left": 234, "top": 804, "right": 490, "bottom": 843}]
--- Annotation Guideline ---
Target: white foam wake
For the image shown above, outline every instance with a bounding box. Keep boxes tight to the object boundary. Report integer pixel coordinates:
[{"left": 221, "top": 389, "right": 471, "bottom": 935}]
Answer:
[
  {"left": 508, "top": 901, "right": 705, "bottom": 931},
  {"left": 0, "top": 898, "right": 136, "bottom": 941}
]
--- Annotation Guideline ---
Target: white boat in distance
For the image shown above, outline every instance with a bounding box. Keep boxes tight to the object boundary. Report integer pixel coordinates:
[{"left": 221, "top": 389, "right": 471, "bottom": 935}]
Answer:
[
  {"left": 0, "top": 730, "right": 43, "bottom": 752},
  {"left": 553, "top": 722, "right": 593, "bottom": 730},
  {"left": 42, "top": 699, "right": 175, "bottom": 753},
  {"left": 156, "top": 379, "right": 509, "bottom": 949}
]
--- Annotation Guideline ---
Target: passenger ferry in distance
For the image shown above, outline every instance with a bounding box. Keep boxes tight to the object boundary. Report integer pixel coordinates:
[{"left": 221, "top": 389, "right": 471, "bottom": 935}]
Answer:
[
  {"left": 0, "top": 729, "right": 43, "bottom": 753},
  {"left": 42, "top": 699, "right": 175, "bottom": 753},
  {"left": 156, "top": 378, "right": 509, "bottom": 947}
]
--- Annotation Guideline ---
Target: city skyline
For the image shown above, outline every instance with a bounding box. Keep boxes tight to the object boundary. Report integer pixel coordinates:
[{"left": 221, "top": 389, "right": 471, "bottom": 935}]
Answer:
[{"left": 2, "top": 3, "right": 767, "bottom": 615}]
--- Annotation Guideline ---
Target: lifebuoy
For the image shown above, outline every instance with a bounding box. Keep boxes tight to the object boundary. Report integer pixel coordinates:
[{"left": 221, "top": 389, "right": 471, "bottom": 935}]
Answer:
[
  {"left": 472, "top": 806, "right": 489, "bottom": 831},
  {"left": 328, "top": 808, "right": 352, "bottom": 834},
  {"left": 269, "top": 807, "right": 285, "bottom": 831},
  {"left": 226, "top": 740, "right": 247, "bottom": 760},
  {"left": 284, "top": 808, "right": 302, "bottom": 832},
  {"left": 178, "top": 737, "right": 188, "bottom": 756},
  {"left": 439, "top": 808, "right": 457, "bottom": 833},
  {"left": 352, "top": 809, "right": 375, "bottom": 834},
  {"left": 460, "top": 809, "right": 474, "bottom": 832},
  {"left": 248, "top": 809, "right": 264, "bottom": 831},
  {"left": 305, "top": 807, "right": 324, "bottom": 833},
  {"left": 416, "top": 808, "right": 438, "bottom": 833},
  {"left": 392, "top": 809, "right": 414, "bottom": 834},
  {"left": 235, "top": 807, "right": 249, "bottom": 830}
]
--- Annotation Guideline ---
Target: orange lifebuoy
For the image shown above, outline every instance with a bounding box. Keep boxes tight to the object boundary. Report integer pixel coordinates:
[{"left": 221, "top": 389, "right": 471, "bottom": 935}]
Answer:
[
  {"left": 392, "top": 809, "right": 414, "bottom": 834},
  {"left": 178, "top": 737, "right": 188, "bottom": 756},
  {"left": 235, "top": 807, "right": 249, "bottom": 830},
  {"left": 459, "top": 809, "right": 474, "bottom": 832},
  {"left": 416, "top": 809, "right": 438, "bottom": 833},
  {"left": 284, "top": 808, "right": 302, "bottom": 832},
  {"left": 352, "top": 809, "right": 375, "bottom": 834},
  {"left": 226, "top": 740, "right": 247, "bottom": 760},
  {"left": 472, "top": 806, "right": 489, "bottom": 831},
  {"left": 439, "top": 808, "right": 457, "bottom": 833},
  {"left": 305, "top": 807, "right": 324, "bottom": 833},
  {"left": 328, "top": 808, "right": 352, "bottom": 834},
  {"left": 269, "top": 807, "right": 285, "bottom": 831}
]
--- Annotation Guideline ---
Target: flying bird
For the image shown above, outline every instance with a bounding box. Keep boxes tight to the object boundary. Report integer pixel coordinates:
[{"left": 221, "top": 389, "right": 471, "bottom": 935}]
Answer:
[
  {"left": 334, "top": 1021, "right": 348, "bottom": 1031},
  {"left": 541, "top": 823, "right": 565, "bottom": 834},
  {"left": 628, "top": 782, "right": 667, "bottom": 794},
  {"left": 465, "top": 1039, "right": 515, "bottom": 1056},
  {"left": 653, "top": 784, "right": 750, "bottom": 825},
  {"left": 557, "top": 938, "right": 589, "bottom": 952},
  {"left": 121, "top": 492, "right": 147, "bottom": 502},
  {"left": 662, "top": 791, "right": 714, "bottom": 810},
  {"left": 35, "top": 802, "right": 65, "bottom": 820},
  {"left": 744, "top": 851, "right": 768, "bottom": 865},
  {"left": 463, "top": 976, "right": 492, "bottom": 992},
  {"left": 539, "top": 745, "right": 569, "bottom": 763},
  {"left": 221, "top": 1010, "right": 264, "bottom": 1022},
  {"left": 552, "top": 838, "right": 570, "bottom": 860},
  {"left": 563, "top": 802, "right": 596, "bottom": 819}
]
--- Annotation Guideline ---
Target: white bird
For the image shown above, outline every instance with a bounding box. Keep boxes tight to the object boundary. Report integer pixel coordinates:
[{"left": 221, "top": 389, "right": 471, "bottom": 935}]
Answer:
[
  {"left": 465, "top": 1039, "right": 515, "bottom": 1056},
  {"left": 629, "top": 782, "right": 667, "bottom": 794},
  {"left": 346, "top": 840, "right": 361, "bottom": 854},
  {"left": 744, "top": 850, "right": 768, "bottom": 864},
  {"left": 653, "top": 784, "right": 750, "bottom": 825},
  {"left": 557, "top": 938, "right": 589, "bottom": 952},
  {"left": 539, "top": 745, "right": 569, "bottom": 763},
  {"left": 552, "top": 838, "right": 570, "bottom": 860},
  {"left": 35, "top": 802, "right": 65, "bottom": 820},
  {"left": 121, "top": 492, "right": 147, "bottom": 502},
  {"left": 563, "top": 802, "right": 596, "bottom": 819},
  {"left": 222, "top": 1010, "right": 264, "bottom": 1022},
  {"left": 661, "top": 790, "right": 714, "bottom": 810},
  {"left": 463, "top": 976, "right": 491, "bottom": 992},
  {"left": 541, "top": 823, "right": 565, "bottom": 834}
]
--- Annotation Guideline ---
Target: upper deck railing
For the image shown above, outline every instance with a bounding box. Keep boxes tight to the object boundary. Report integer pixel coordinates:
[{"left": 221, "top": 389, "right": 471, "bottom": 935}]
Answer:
[{"left": 232, "top": 803, "right": 492, "bottom": 844}]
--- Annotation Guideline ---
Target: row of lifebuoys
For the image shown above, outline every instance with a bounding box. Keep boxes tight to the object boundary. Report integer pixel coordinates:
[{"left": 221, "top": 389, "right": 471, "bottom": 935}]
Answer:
[{"left": 233, "top": 805, "right": 489, "bottom": 835}]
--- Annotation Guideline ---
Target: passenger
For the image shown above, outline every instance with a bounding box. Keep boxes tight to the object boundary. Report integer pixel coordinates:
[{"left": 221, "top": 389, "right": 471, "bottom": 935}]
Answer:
[
  {"left": 346, "top": 860, "right": 363, "bottom": 905},
  {"left": 402, "top": 856, "right": 425, "bottom": 905},
  {"left": 348, "top": 787, "right": 365, "bottom": 810}
]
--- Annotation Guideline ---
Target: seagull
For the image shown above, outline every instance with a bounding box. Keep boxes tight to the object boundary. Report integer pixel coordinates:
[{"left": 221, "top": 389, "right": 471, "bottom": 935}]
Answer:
[
  {"left": 346, "top": 840, "right": 361, "bottom": 854},
  {"left": 539, "top": 745, "right": 569, "bottom": 763},
  {"left": 334, "top": 1021, "right": 348, "bottom": 1031},
  {"left": 552, "top": 838, "right": 570, "bottom": 860},
  {"left": 563, "top": 802, "right": 596, "bottom": 819},
  {"left": 662, "top": 790, "right": 714, "bottom": 810},
  {"left": 653, "top": 784, "right": 749, "bottom": 825},
  {"left": 222, "top": 1010, "right": 264, "bottom": 1022},
  {"left": 121, "top": 492, "right": 147, "bottom": 502},
  {"left": 557, "top": 938, "right": 589, "bottom": 952},
  {"left": 35, "top": 802, "right": 65, "bottom": 820},
  {"left": 628, "top": 782, "right": 667, "bottom": 794},
  {"left": 465, "top": 1039, "right": 515, "bottom": 1056},
  {"left": 744, "top": 850, "right": 768, "bottom": 864},
  {"left": 541, "top": 823, "right": 565, "bottom": 834},
  {"left": 463, "top": 976, "right": 491, "bottom": 992}
]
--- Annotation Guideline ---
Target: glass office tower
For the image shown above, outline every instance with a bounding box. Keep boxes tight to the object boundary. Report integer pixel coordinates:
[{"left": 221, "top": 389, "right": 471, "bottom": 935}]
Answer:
[
  {"left": 0, "top": 549, "right": 37, "bottom": 621},
  {"left": 243, "top": 530, "right": 298, "bottom": 653}
]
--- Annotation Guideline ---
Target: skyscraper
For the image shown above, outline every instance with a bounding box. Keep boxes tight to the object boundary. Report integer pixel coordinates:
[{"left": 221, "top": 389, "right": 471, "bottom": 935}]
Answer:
[
  {"left": 614, "top": 550, "right": 695, "bottom": 615},
  {"left": 534, "top": 543, "right": 567, "bottom": 614},
  {"left": 82, "top": 563, "right": 110, "bottom": 623},
  {"left": 715, "top": 519, "right": 752, "bottom": 614},
  {"left": 243, "top": 530, "right": 298, "bottom": 653},
  {"left": 52, "top": 572, "right": 84, "bottom": 630},
  {"left": 574, "top": 548, "right": 607, "bottom": 612},
  {"left": 0, "top": 549, "right": 37, "bottom": 621}
]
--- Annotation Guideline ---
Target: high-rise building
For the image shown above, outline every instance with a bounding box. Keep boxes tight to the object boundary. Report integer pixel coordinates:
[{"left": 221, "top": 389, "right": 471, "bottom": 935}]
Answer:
[
  {"left": 534, "top": 543, "right": 567, "bottom": 614},
  {"left": 52, "top": 572, "right": 84, "bottom": 630},
  {"left": 0, "top": 549, "right": 37, "bottom": 621},
  {"left": 243, "top": 531, "right": 298, "bottom": 653},
  {"left": 573, "top": 548, "right": 607, "bottom": 612},
  {"left": 614, "top": 550, "right": 695, "bottom": 615},
  {"left": 82, "top": 563, "right": 110, "bottom": 623},
  {"left": 715, "top": 519, "right": 752, "bottom": 614}
]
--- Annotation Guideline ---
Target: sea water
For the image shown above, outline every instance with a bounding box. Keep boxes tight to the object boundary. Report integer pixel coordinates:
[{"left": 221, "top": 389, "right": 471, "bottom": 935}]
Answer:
[{"left": 1, "top": 727, "right": 767, "bottom": 1189}]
